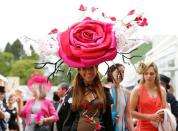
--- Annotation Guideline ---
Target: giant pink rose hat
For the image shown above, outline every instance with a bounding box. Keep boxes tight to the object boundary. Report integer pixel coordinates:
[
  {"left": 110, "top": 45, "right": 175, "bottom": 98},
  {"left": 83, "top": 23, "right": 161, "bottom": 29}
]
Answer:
[
  {"left": 34, "top": 5, "right": 148, "bottom": 76},
  {"left": 58, "top": 17, "right": 117, "bottom": 68},
  {"left": 54, "top": 6, "right": 148, "bottom": 68}
]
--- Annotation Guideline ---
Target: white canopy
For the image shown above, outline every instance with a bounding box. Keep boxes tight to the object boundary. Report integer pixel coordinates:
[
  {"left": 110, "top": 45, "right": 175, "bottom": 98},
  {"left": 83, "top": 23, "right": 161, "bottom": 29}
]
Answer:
[{"left": 0, "top": 74, "right": 7, "bottom": 82}]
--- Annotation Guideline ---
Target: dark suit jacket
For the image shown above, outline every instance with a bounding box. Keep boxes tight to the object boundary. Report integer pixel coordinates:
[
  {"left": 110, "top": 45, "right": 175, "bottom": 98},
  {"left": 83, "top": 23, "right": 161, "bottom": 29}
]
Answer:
[{"left": 56, "top": 91, "right": 72, "bottom": 131}]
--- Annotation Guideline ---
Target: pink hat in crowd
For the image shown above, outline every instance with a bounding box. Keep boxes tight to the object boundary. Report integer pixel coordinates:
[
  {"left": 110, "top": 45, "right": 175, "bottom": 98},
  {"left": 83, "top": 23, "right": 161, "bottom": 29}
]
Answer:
[{"left": 27, "top": 75, "right": 51, "bottom": 91}]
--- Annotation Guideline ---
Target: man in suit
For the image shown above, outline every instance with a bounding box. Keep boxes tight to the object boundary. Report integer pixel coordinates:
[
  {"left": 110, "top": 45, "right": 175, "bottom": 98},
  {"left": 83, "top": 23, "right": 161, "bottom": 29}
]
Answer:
[{"left": 52, "top": 82, "right": 69, "bottom": 131}]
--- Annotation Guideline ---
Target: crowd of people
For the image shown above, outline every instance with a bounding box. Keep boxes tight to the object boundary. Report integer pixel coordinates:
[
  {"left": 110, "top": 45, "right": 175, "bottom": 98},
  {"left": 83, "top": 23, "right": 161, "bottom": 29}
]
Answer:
[{"left": 0, "top": 61, "right": 178, "bottom": 131}]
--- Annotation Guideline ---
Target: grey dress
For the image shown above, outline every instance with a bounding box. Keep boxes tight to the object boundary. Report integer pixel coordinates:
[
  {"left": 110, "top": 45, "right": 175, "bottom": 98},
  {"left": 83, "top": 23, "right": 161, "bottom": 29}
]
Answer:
[{"left": 25, "top": 100, "right": 42, "bottom": 131}]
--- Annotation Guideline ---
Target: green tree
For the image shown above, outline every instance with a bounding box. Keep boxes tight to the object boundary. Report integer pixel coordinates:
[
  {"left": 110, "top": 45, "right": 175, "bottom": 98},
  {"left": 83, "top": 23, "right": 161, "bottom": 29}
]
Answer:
[
  {"left": 0, "top": 52, "right": 15, "bottom": 76},
  {"left": 22, "top": 45, "right": 39, "bottom": 60},
  {"left": 4, "top": 42, "right": 12, "bottom": 53},
  {"left": 9, "top": 59, "right": 42, "bottom": 84},
  {"left": 11, "top": 39, "right": 25, "bottom": 60}
]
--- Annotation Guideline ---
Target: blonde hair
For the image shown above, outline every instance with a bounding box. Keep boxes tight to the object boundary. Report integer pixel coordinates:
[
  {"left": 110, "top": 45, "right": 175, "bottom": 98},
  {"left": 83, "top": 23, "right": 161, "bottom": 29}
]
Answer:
[
  {"left": 32, "top": 84, "right": 47, "bottom": 99},
  {"left": 139, "top": 62, "right": 163, "bottom": 106}
]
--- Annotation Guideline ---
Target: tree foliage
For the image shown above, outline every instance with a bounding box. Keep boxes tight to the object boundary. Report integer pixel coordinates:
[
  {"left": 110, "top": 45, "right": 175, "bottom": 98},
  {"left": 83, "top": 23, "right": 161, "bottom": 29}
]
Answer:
[
  {"left": 0, "top": 52, "right": 15, "bottom": 76},
  {"left": 5, "top": 39, "right": 25, "bottom": 60},
  {"left": 21, "top": 45, "right": 39, "bottom": 60},
  {"left": 4, "top": 42, "right": 12, "bottom": 53},
  {"left": 9, "top": 59, "right": 42, "bottom": 85}
]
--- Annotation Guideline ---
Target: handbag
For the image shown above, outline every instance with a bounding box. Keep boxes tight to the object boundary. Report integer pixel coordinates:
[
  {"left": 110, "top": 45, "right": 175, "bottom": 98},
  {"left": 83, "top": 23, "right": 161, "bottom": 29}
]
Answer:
[{"left": 34, "top": 124, "right": 50, "bottom": 131}]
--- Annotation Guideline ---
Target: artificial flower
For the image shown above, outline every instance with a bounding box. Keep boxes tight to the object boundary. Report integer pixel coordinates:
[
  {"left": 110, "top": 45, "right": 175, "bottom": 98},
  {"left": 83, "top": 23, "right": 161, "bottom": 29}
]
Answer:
[
  {"left": 109, "top": 16, "right": 117, "bottom": 21},
  {"left": 58, "top": 17, "right": 117, "bottom": 67},
  {"left": 127, "top": 10, "right": 135, "bottom": 16},
  {"left": 95, "top": 123, "right": 102, "bottom": 130},
  {"left": 81, "top": 101, "right": 89, "bottom": 108},
  {"left": 84, "top": 117, "right": 93, "bottom": 123},
  {"left": 48, "top": 28, "right": 58, "bottom": 35},
  {"left": 79, "top": 4, "right": 87, "bottom": 11},
  {"left": 91, "top": 7, "right": 98, "bottom": 12}
]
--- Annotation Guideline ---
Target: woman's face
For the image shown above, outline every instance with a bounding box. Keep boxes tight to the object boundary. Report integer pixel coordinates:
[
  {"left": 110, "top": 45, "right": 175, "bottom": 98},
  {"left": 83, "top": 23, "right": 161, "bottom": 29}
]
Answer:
[
  {"left": 8, "top": 95, "right": 16, "bottom": 104},
  {"left": 79, "top": 66, "right": 98, "bottom": 84},
  {"left": 144, "top": 66, "right": 156, "bottom": 83},
  {"left": 31, "top": 85, "right": 38, "bottom": 97},
  {"left": 112, "top": 66, "right": 125, "bottom": 82}
]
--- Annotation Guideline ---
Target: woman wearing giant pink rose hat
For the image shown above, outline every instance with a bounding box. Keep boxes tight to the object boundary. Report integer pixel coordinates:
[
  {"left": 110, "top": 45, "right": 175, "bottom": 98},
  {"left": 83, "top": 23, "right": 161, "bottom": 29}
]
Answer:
[{"left": 56, "top": 17, "right": 116, "bottom": 131}]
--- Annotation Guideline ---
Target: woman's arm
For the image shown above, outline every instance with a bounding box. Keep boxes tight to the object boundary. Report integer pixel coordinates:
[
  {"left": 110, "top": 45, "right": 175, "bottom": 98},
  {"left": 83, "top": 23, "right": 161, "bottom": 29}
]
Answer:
[
  {"left": 43, "top": 100, "right": 59, "bottom": 124},
  {"left": 160, "top": 86, "right": 167, "bottom": 108},
  {"left": 125, "top": 89, "right": 134, "bottom": 131},
  {"left": 16, "top": 96, "right": 24, "bottom": 116}
]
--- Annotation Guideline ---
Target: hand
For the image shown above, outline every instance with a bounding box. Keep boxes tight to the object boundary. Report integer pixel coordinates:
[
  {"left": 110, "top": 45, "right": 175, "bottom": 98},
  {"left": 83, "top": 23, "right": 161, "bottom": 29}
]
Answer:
[
  {"left": 115, "top": 115, "right": 120, "bottom": 123},
  {"left": 149, "top": 112, "right": 164, "bottom": 122},
  {"left": 37, "top": 118, "right": 45, "bottom": 126},
  {"left": 157, "top": 111, "right": 164, "bottom": 119}
]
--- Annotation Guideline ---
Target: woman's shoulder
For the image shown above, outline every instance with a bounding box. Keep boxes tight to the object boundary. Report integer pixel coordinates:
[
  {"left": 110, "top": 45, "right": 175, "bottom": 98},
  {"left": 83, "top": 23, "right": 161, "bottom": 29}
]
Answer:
[
  {"left": 160, "top": 85, "right": 167, "bottom": 98},
  {"left": 132, "top": 84, "right": 141, "bottom": 92},
  {"left": 130, "top": 84, "right": 142, "bottom": 97},
  {"left": 160, "top": 85, "right": 166, "bottom": 93}
]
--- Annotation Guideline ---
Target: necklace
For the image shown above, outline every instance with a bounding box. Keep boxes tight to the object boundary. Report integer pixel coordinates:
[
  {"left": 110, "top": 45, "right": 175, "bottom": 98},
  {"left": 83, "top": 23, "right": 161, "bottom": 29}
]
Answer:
[{"left": 85, "top": 84, "right": 95, "bottom": 92}]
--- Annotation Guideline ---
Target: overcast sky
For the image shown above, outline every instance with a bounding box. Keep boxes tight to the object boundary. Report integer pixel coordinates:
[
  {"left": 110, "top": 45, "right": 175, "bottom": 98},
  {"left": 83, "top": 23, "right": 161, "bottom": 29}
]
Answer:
[{"left": 0, "top": 0, "right": 178, "bottom": 50}]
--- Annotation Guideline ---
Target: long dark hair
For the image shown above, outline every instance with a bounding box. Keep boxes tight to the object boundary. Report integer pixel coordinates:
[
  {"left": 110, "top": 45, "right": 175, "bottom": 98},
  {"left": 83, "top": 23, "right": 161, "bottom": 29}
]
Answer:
[
  {"left": 106, "top": 63, "right": 125, "bottom": 113},
  {"left": 72, "top": 71, "right": 106, "bottom": 112},
  {"left": 107, "top": 63, "right": 124, "bottom": 83}
]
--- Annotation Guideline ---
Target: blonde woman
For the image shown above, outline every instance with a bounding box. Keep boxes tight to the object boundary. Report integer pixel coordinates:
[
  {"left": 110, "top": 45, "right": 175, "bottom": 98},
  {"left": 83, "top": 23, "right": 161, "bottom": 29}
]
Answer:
[
  {"left": 17, "top": 75, "right": 58, "bottom": 131},
  {"left": 130, "top": 62, "right": 167, "bottom": 131}
]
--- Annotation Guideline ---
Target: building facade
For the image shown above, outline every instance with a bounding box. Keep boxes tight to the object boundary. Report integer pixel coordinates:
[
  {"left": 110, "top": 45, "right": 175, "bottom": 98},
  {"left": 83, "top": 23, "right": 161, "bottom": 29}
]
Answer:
[{"left": 145, "top": 35, "right": 178, "bottom": 98}]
